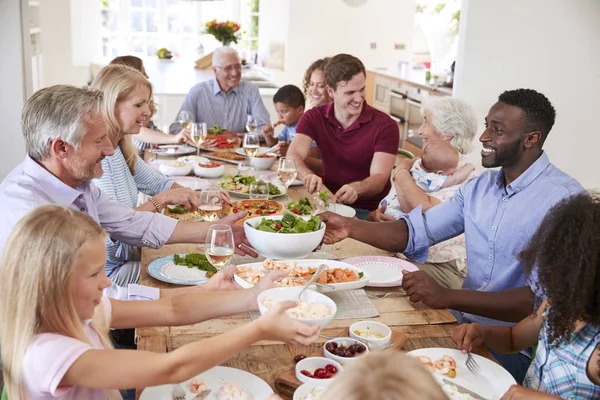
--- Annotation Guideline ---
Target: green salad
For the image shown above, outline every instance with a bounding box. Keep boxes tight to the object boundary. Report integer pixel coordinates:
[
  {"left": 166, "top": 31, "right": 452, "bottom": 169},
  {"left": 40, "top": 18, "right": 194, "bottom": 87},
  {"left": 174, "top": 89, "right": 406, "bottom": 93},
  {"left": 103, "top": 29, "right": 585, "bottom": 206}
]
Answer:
[
  {"left": 167, "top": 204, "right": 189, "bottom": 214},
  {"left": 220, "top": 175, "right": 282, "bottom": 196},
  {"left": 287, "top": 191, "right": 330, "bottom": 215},
  {"left": 207, "top": 124, "right": 225, "bottom": 134},
  {"left": 254, "top": 213, "right": 322, "bottom": 233},
  {"left": 173, "top": 253, "right": 217, "bottom": 277}
]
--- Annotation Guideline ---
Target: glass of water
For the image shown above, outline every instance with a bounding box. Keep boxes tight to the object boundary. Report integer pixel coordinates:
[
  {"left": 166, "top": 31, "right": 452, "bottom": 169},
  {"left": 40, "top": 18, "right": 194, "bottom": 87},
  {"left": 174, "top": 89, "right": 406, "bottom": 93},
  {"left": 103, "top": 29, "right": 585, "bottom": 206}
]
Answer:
[{"left": 249, "top": 181, "right": 270, "bottom": 200}]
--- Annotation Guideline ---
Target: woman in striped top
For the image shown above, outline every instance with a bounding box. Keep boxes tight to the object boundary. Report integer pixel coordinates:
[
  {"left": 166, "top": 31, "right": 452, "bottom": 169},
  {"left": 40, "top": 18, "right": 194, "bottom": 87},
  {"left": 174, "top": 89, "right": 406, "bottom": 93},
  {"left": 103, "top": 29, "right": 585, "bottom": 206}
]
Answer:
[
  {"left": 452, "top": 193, "right": 600, "bottom": 399},
  {"left": 109, "top": 55, "right": 189, "bottom": 155},
  {"left": 90, "top": 64, "right": 204, "bottom": 287}
]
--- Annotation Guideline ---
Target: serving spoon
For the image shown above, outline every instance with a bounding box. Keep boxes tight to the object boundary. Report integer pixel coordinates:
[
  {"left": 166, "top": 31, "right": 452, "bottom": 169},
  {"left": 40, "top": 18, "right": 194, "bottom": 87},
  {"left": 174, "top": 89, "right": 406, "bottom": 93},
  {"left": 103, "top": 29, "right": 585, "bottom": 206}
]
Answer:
[{"left": 296, "top": 264, "right": 326, "bottom": 302}]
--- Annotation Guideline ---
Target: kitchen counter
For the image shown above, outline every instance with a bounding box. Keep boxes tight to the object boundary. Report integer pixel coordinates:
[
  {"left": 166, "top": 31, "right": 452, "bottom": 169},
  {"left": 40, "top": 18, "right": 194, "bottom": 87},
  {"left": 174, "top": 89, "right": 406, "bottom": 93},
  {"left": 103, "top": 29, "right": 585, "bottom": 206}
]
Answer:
[
  {"left": 143, "top": 59, "right": 279, "bottom": 96},
  {"left": 368, "top": 67, "right": 452, "bottom": 96}
]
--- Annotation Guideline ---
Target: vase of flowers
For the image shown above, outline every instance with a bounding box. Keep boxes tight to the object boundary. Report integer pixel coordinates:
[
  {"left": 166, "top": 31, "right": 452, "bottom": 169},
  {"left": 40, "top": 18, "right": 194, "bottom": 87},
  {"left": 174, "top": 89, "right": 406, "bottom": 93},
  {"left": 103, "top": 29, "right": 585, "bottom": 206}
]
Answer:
[{"left": 205, "top": 20, "right": 241, "bottom": 46}]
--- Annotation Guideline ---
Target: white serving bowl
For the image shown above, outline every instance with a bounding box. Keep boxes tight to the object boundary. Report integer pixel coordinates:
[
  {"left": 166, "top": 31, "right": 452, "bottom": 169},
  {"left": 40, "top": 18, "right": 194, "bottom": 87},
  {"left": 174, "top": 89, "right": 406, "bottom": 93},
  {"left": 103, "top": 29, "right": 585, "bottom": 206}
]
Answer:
[
  {"left": 243, "top": 215, "right": 325, "bottom": 259},
  {"left": 295, "top": 357, "right": 343, "bottom": 384},
  {"left": 193, "top": 161, "right": 225, "bottom": 178},
  {"left": 250, "top": 153, "right": 277, "bottom": 170},
  {"left": 177, "top": 155, "right": 210, "bottom": 164},
  {"left": 323, "top": 337, "right": 369, "bottom": 365},
  {"left": 349, "top": 321, "right": 392, "bottom": 348},
  {"left": 158, "top": 161, "right": 192, "bottom": 176},
  {"left": 257, "top": 287, "right": 336, "bottom": 330},
  {"left": 292, "top": 380, "right": 331, "bottom": 400}
]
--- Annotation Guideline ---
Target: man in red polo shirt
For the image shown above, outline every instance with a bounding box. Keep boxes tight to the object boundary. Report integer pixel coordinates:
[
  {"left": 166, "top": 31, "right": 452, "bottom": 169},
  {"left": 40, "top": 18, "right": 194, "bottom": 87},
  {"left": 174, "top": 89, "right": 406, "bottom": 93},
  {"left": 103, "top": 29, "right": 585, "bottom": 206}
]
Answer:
[{"left": 287, "top": 54, "right": 399, "bottom": 219}]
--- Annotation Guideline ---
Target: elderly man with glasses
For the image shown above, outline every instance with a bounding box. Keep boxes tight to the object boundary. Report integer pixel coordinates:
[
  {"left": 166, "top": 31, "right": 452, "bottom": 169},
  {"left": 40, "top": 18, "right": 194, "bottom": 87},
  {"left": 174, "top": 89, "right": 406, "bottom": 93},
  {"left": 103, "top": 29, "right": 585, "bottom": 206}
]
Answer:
[{"left": 170, "top": 47, "right": 270, "bottom": 138}]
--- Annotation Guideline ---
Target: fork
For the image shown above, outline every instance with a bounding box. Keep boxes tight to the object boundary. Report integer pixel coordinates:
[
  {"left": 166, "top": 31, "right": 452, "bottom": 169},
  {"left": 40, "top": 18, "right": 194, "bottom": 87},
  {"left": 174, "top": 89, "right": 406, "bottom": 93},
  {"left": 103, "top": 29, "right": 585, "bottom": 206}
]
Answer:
[
  {"left": 194, "top": 389, "right": 212, "bottom": 399},
  {"left": 171, "top": 383, "right": 186, "bottom": 400},
  {"left": 367, "top": 291, "right": 407, "bottom": 299},
  {"left": 465, "top": 351, "right": 481, "bottom": 374}
]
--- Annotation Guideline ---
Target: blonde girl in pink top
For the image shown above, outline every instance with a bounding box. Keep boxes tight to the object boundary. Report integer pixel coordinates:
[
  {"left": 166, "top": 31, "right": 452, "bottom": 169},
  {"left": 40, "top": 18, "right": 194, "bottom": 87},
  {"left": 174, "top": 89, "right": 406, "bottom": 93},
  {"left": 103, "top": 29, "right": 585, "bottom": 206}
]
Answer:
[{"left": 0, "top": 205, "right": 320, "bottom": 400}]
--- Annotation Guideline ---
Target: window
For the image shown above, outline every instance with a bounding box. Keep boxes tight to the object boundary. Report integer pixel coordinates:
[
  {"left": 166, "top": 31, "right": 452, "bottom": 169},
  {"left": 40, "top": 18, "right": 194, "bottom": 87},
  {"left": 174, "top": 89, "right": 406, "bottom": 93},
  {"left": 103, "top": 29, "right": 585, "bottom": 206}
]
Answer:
[
  {"left": 239, "top": 0, "right": 259, "bottom": 51},
  {"left": 101, "top": 0, "right": 201, "bottom": 60}
]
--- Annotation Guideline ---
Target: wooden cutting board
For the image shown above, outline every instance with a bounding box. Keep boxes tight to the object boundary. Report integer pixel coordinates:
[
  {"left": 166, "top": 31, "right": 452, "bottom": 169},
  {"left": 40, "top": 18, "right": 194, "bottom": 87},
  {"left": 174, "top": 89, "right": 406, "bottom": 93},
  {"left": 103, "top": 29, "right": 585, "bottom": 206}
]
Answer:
[{"left": 274, "top": 330, "right": 407, "bottom": 398}]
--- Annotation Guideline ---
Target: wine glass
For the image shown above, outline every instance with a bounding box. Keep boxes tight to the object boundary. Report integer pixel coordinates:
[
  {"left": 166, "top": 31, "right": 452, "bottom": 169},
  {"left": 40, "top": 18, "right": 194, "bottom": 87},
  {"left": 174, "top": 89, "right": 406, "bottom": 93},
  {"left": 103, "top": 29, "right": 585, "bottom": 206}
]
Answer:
[
  {"left": 249, "top": 181, "right": 270, "bottom": 200},
  {"left": 204, "top": 224, "right": 235, "bottom": 270},
  {"left": 198, "top": 188, "right": 223, "bottom": 222},
  {"left": 243, "top": 133, "right": 260, "bottom": 158},
  {"left": 189, "top": 122, "right": 207, "bottom": 156},
  {"left": 177, "top": 110, "right": 193, "bottom": 131},
  {"left": 277, "top": 157, "right": 296, "bottom": 202},
  {"left": 245, "top": 114, "right": 258, "bottom": 133}
]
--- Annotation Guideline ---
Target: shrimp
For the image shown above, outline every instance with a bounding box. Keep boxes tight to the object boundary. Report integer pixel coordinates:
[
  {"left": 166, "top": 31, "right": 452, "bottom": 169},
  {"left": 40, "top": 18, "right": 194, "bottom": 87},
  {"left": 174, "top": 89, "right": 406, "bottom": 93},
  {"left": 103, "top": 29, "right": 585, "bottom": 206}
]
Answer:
[
  {"left": 190, "top": 379, "right": 207, "bottom": 394},
  {"left": 416, "top": 356, "right": 436, "bottom": 373},
  {"left": 434, "top": 355, "right": 457, "bottom": 375}
]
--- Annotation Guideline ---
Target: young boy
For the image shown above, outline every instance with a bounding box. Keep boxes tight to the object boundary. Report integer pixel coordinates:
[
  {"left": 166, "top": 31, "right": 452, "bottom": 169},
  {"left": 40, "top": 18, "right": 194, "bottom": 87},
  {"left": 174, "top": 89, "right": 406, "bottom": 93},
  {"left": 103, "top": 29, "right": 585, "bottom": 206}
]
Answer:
[{"left": 262, "top": 85, "right": 319, "bottom": 160}]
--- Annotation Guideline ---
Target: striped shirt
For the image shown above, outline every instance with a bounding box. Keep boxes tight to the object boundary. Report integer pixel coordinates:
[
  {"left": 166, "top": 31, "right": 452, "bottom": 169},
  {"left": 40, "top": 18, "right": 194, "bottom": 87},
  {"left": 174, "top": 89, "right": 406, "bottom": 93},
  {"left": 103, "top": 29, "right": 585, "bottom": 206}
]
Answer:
[
  {"left": 93, "top": 146, "right": 175, "bottom": 274},
  {"left": 169, "top": 78, "right": 270, "bottom": 134},
  {"left": 524, "top": 320, "right": 600, "bottom": 398}
]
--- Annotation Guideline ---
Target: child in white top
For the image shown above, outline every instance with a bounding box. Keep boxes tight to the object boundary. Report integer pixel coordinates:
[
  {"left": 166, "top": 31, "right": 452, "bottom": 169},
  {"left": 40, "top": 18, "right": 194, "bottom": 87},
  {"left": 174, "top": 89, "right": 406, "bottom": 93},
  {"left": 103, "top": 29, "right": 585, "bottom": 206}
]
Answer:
[
  {"left": 380, "top": 140, "right": 475, "bottom": 219},
  {"left": 0, "top": 205, "right": 320, "bottom": 400}
]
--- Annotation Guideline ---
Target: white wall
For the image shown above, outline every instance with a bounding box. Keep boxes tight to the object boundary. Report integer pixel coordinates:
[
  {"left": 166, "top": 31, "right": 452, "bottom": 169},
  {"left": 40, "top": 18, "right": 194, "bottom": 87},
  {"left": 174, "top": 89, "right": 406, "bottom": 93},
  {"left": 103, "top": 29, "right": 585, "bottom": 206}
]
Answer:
[
  {"left": 39, "top": 0, "right": 89, "bottom": 86},
  {"left": 259, "top": 0, "right": 416, "bottom": 89},
  {"left": 454, "top": 0, "right": 600, "bottom": 189},
  {"left": 0, "top": 0, "right": 28, "bottom": 180}
]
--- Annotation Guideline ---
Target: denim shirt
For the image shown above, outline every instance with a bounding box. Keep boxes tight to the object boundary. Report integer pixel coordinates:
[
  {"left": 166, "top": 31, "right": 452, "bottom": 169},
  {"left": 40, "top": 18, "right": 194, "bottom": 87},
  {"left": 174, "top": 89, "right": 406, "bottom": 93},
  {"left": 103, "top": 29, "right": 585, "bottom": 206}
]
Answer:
[{"left": 401, "top": 152, "right": 584, "bottom": 326}]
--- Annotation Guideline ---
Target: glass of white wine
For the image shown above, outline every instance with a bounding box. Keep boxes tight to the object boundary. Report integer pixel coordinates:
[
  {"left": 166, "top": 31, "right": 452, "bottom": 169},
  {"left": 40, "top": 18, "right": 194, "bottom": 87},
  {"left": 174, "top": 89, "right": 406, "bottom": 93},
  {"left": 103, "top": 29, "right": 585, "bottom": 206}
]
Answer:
[
  {"left": 177, "top": 110, "right": 192, "bottom": 131},
  {"left": 277, "top": 157, "right": 296, "bottom": 202},
  {"left": 243, "top": 133, "right": 260, "bottom": 158},
  {"left": 245, "top": 114, "right": 258, "bottom": 133},
  {"left": 199, "top": 188, "right": 223, "bottom": 222},
  {"left": 189, "top": 122, "right": 207, "bottom": 156},
  {"left": 204, "top": 224, "right": 235, "bottom": 270}
]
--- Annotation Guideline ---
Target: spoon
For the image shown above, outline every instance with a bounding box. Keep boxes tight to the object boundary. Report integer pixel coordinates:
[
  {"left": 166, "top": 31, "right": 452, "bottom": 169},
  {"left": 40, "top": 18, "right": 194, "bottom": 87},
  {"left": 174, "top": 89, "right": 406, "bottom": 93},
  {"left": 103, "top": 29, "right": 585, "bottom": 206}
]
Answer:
[{"left": 296, "top": 264, "right": 326, "bottom": 302}]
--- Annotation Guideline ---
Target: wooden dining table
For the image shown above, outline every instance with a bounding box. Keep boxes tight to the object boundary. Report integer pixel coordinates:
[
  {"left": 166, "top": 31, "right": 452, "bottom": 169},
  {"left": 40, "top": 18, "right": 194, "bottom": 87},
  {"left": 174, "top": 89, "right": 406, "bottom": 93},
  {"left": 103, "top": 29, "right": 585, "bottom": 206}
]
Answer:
[{"left": 135, "top": 148, "right": 492, "bottom": 399}]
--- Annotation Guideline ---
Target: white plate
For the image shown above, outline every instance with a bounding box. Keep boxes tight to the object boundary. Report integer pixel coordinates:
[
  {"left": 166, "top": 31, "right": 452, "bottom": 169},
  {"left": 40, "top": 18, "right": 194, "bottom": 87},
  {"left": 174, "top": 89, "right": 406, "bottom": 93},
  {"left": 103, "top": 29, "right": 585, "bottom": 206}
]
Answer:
[
  {"left": 406, "top": 348, "right": 515, "bottom": 400},
  {"left": 172, "top": 176, "right": 212, "bottom": 191},
  {"left": 151, "top": 144, "right": 196, "bottom": 156},
  {"left": 235, "top": 147, "right": 272, "bottom": 157},
  {"left": 140, "top": 366, "right": 273, "bottom": 399},
  {"left": 325, "top": 203, "right": 356, "bottom": 218},
  {"left": 234, "top": 259, "right": 369, "bottom": 292},
  {"left": 147, "top": 255, "right": 210, "bottom": 286},
  {"left": 342, "top": 256, "right": 419, "bottom": 287}
]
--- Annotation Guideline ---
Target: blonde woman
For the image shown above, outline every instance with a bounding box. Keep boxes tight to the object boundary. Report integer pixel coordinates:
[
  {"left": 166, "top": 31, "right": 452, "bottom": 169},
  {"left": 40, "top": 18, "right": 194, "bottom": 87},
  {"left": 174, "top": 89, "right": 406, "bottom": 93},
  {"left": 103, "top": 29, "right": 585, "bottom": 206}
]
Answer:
[
  {"left": 90, "top": 64, "right": 228, "bottom": 287},
  {"left": 269, "top": 352, "right": 448, "bottom": 400},
  {"left": 0, "top": 205, "right": 319, "bottom": 400}
]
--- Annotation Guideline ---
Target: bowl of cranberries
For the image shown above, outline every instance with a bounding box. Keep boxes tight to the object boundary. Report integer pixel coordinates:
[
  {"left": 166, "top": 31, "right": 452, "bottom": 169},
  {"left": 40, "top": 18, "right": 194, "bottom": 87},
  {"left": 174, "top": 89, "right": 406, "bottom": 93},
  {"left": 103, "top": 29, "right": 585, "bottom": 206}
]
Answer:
[
  {"left": 295, "top": 356, "right": 343, "bottom": 383},
  {"left": 323, "top": 337, "right": 369, "bottom": 365}
]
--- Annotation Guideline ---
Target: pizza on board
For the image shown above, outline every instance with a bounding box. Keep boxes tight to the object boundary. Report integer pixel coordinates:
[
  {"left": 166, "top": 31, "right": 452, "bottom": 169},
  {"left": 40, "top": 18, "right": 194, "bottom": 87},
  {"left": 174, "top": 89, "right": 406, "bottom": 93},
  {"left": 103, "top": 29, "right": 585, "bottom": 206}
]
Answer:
[{"left": 229, "top": 199, "right": 284, "bottom": 224}]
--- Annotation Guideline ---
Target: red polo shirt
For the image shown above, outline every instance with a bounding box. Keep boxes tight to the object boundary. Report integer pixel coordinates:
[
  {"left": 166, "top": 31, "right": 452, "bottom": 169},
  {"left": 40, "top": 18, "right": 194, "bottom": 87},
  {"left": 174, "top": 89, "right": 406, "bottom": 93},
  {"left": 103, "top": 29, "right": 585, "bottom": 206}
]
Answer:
[{"left": 296, "top": 102, "right": 399, "bottom": 210}]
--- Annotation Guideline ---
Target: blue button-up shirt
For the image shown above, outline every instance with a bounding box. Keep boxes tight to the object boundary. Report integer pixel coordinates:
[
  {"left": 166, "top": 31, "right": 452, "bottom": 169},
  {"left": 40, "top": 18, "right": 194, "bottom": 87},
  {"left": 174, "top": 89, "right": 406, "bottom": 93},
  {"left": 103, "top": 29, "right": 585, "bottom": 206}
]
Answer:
[
  {"left": 169, "top": 79, "right": 270, "bottom": 134},
  {"left": 402, "top": 152, "right": 584, "bottom": 326},
  {"left": 0, "top": 156, "right": 178, "bottom": 300}
]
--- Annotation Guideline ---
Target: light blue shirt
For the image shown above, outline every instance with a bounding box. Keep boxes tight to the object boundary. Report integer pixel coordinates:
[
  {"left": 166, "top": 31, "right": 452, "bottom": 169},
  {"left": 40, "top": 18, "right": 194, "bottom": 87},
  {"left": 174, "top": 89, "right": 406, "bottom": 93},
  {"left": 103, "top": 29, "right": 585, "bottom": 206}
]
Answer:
[
  {"left": 93, "top": 147, "right": 175, "bottom": 274},
  {"left": 401, "top": 152, "right": 584, "bottom": 326},
  {"left": 0, "top": 156, "right": 178, "bottom": 300},
  {"left": 169, "top": 79, "right": 270, "bottom": 134},
  {"left": 279, "top": 123, "right": 316, "bottom": 147}
]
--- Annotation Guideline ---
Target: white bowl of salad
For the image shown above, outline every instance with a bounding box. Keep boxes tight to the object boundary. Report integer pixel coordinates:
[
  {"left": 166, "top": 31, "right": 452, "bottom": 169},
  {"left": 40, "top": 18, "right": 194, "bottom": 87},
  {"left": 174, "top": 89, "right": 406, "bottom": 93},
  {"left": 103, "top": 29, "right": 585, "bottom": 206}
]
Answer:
[
  {"left": 244, "top": 213, "right": 325, "bottom": 259},
  {"left": 293, "top": 379, "right": 332, "bottom": 400}
]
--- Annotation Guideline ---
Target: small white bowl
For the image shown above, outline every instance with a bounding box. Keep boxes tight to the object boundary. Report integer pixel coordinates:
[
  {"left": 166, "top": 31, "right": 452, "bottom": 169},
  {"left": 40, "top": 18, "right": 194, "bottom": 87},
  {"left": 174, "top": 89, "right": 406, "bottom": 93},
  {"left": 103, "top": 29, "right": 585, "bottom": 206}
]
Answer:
[
  {"left": 250, "top": 153, "right": 277, "bottom": 170},
  {"left": 295, "top": 357, "right": 343, "bottom": 384},
  {"left": 257, "top": 287, "right": 336, "bottom": 330},
  {"left": 323, "top": 337, "right": 369, "bottom": 365},
  {"left": 292, "top": 380, "right": 331, "bottom": 400},
  {"left": 177, "top": 155, "right": 210, "bottom": 164},
  {"left": 193, "top": 161, "right": 225, "bottom": 178},
  {"left": 349, "top": 321, "right": 392, "bottom": 348},
  {"left": 158, "top": 161, "right": 192, "bottom": 176},
  {"left": 244, "top": 215, "right": 325, "bottom": 259}
]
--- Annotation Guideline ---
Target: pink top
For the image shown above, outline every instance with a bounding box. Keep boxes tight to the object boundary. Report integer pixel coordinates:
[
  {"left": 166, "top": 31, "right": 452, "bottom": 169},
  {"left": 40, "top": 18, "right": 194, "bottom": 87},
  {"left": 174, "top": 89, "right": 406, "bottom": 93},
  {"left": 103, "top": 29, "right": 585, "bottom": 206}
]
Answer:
[
  {"left": 22, "top": 297, "right": 113, "bottom": 399},
  {"left": 297, "top": 102, "right": 399, "bottom": 210}
]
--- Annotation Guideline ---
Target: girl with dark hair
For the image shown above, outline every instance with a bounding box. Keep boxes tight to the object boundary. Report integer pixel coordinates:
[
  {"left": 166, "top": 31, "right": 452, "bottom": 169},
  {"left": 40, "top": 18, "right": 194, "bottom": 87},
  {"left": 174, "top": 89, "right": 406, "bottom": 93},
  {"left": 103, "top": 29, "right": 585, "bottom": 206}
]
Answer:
[{"left": 453, "top": 192, "right": 600, "bottom": 399}]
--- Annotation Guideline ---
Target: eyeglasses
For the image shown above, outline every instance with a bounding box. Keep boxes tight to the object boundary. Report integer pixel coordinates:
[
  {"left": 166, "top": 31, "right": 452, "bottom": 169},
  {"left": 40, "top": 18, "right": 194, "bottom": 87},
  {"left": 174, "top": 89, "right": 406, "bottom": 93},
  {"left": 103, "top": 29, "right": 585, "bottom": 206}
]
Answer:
[{"left": 215, "top": 63, "right": 242, "bottom": 73}]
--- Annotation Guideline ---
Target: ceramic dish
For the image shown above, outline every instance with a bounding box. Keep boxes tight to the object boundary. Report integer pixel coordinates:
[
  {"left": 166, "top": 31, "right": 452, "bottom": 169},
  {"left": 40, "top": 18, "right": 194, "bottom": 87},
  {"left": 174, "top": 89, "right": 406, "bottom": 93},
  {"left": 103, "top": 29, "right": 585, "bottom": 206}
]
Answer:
[
  {"left": 342, "top": 256, "right": 419, "bottom": 287},
  {"left": 147, "top": 255, "right": 210, "bottom": 285},
  {"left": 349, "top": 321, "right": 392, "bottom": 348},
  {"left": 295, "top": 357, "right": 343, "bottom": 384}
]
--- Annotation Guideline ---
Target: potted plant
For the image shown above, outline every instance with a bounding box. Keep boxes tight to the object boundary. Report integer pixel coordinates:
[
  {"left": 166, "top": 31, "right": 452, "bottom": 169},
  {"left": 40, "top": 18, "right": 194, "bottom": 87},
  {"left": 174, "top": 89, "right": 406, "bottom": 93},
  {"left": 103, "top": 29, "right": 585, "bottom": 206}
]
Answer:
[{"left": 205, "top": 20, "right": 241, "bottom": 46}]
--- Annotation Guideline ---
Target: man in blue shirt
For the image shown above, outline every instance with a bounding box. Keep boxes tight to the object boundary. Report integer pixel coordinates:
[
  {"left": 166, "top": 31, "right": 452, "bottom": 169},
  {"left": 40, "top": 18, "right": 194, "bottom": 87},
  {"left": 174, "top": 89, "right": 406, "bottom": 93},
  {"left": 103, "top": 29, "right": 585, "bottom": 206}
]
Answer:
[{"left": 320, "top": 89, "right": 583, "bottom": 381}]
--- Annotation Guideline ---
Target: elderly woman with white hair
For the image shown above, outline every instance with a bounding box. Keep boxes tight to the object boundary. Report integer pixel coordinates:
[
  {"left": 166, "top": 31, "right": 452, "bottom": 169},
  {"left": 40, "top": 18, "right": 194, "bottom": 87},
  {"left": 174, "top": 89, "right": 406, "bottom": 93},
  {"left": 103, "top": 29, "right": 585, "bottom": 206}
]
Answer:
[
  {"left": 368, "top": 96, "right": 479, "bottom": 290},
  {"left": 169, "top": 46, "right": 270, "bottom": 138}
]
